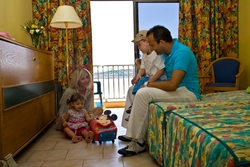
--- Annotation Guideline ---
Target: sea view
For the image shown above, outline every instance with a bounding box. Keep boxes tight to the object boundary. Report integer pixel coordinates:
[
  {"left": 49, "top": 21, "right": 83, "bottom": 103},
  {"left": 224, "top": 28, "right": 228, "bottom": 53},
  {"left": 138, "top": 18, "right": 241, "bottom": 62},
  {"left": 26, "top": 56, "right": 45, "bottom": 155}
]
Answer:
[{"left": 93, "top": 66, "right": 136, "bottom": 101}]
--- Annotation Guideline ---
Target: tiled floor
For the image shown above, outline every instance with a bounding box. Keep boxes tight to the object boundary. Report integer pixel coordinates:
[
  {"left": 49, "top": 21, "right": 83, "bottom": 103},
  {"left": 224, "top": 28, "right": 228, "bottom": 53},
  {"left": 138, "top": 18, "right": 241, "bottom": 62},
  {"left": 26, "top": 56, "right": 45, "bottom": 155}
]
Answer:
[{"left": 14, "top": 108, "right": 160, "bottom": 167}]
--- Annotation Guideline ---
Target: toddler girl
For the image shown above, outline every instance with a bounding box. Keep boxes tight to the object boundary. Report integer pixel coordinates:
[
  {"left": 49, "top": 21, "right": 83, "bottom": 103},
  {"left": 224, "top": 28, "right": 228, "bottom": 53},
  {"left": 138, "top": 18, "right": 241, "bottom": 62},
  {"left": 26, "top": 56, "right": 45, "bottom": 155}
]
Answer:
[{"left": 62, "top": 93, "right": 94, "bottom": 143}]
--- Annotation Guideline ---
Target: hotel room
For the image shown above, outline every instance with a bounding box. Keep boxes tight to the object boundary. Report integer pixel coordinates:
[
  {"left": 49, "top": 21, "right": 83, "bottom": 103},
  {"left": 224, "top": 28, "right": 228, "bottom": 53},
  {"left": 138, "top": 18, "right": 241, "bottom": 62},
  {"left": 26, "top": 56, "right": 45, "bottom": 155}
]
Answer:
[{"left": 0, "top": 0, "right": 250, "bottom": 167}]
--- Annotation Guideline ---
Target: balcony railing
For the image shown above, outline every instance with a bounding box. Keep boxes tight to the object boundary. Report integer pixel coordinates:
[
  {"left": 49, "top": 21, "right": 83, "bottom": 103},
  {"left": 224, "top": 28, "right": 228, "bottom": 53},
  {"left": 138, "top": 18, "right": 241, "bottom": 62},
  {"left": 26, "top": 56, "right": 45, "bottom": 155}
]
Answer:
[{"left": 93, "top": 64, "right": 136, "bottom": 102}]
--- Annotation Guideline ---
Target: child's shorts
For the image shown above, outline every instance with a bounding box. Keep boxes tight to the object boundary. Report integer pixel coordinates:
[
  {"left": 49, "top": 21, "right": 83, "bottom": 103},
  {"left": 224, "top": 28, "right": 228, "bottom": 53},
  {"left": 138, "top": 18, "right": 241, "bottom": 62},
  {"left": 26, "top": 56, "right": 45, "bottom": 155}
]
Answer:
[
  {"left": 132, "top": 76, "right": 162, "bottom": 95},
  {"left": 64, "top": 126, "right": 90, "bottom": 137},
  {"left": 132, "top": 76, "right": 149, "bottom": 95}
]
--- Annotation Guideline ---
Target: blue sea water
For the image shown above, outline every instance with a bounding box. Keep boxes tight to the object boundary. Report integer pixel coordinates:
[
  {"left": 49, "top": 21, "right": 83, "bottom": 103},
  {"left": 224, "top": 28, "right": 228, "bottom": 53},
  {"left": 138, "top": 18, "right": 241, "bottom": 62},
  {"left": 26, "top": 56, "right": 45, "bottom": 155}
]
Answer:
[{"left": 93, "top": 69, "right": 135, "bottom": 79}]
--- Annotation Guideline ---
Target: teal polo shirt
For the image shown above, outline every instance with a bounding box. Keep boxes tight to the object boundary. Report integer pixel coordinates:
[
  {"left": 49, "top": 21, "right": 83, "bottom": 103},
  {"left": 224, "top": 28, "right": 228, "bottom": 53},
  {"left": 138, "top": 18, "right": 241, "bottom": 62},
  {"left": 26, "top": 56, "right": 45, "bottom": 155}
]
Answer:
[{"left": 164, "top": 39, "right": 201, "bottom": 99}]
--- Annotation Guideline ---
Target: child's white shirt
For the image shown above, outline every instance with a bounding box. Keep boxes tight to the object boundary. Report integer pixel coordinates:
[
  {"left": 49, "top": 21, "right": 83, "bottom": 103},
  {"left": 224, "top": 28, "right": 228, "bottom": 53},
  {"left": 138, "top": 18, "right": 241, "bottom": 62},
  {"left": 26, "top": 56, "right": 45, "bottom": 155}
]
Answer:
[{"left": 140, "top": 50, "right": 167, "bottom": 80}]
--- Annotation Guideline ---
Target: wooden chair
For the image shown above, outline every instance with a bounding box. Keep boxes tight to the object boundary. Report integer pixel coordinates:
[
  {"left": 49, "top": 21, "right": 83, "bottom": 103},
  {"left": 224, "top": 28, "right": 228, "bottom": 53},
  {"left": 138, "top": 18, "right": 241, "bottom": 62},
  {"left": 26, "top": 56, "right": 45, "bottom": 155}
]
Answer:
[{"left": 200, "top": 57, "right": 244, "bottom": 94}]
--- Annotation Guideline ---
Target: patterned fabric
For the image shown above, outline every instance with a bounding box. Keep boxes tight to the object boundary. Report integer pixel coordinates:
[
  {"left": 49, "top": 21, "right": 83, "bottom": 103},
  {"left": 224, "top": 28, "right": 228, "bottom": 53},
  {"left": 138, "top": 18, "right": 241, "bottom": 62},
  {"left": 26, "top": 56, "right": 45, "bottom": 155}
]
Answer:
[
  {"left": 147, "top": 90, "right": 250, "bottom": 167},
  {"left": 68, "top": 109, "right": 89, "bottom": 130},
  {"left": 32, "top": 0, "right": 92, "bottom": 90},
  {"left": 178, "top": 0, "right": 238, "bottom": 90},
  {"left": 148, "top": 103, "right": 165, "bottom": 166}
]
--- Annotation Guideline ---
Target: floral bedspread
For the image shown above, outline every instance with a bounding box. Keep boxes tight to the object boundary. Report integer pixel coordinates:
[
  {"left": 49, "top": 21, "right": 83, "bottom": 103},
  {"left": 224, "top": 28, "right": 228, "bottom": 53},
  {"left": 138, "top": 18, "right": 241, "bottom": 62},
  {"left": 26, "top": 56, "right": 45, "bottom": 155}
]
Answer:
[{"left": 147, "top": 90, "right": 250, "bottom": 167}]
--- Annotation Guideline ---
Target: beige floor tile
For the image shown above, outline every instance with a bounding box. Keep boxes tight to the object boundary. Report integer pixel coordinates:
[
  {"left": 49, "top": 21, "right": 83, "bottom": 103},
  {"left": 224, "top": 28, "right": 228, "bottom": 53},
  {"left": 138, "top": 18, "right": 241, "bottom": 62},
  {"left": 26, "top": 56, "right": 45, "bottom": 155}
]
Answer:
[
  {"left": 26, "top": 141, "right": 57, "bottom": 150},
  {"left": 66, "top": 148, "right": 102, "bottom": 160},
  {"left": 54, "top": 140, "right": 87, "bottom": 149},
  {"left": 83, "top": 158, "right": 124, "bottom": 167},
  {"left": 122, "top": 155, "right": 159, "bottom": 167},
  {"left": 44, "top": 131, "right": 69, "bottom": 142},
  {"left": 41, "top": 160, "right": 83, "bottom": 167},
  {"left": 103, "top": 145, "right": 122, "bottom": 158},
  {"left": 12, "top": 108, "right": 160, "bottom": 167},
  {"left": 139, "top": 151, "right": 154, "bottom": 157},
  {"left": 85, "top": 144, "right": 110, "bottom": 150},
  {"left": 85, "top": 142, "right": 105, "bottom": 149},
  {"left": 17, "top": 161, "right": 44, "bottom": 167},
  {"left": 15, "top": 149, "right": 34, "bottom": 163},
  {"left": 31, "top": 124, "right": 58, "bottom": 142},
  {"left": 27, "top": 150, "right": 68, "bottom": 161}
]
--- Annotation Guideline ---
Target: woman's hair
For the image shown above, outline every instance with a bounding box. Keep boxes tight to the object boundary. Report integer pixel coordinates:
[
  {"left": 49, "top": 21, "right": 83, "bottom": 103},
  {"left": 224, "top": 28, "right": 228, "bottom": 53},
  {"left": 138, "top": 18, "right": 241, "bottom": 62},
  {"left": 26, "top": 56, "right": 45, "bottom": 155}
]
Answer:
[
  {"left": 67, "top": 93, "right": 85, "bottom": 104},
  {"left": 147, "top": 25, "right": 173, "bottom": 44},
  {"left": 70, "top": 68, "right": 93, "bottom": 90}
]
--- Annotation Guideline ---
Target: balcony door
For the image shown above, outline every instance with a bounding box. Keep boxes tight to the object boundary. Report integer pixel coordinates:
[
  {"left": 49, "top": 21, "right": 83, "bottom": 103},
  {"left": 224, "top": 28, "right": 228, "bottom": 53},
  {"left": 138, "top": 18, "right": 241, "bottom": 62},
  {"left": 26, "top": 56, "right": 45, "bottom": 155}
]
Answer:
[
  {"left": 91, "top": 0, "right": 179, "bottom": 65},
  {"left": 90, "top": 0, "right": 179, "bottom": 100},
  {"left": 90, "top": 1, "right": 134, "bottom": 65}
]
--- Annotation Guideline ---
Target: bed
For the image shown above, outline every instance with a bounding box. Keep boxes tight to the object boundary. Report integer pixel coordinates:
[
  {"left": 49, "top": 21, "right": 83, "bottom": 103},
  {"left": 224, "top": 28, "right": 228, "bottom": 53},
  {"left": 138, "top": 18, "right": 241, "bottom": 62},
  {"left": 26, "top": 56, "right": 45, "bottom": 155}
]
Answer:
[{"left": 147, "top": 90, "right": 250, "bottom": 167}]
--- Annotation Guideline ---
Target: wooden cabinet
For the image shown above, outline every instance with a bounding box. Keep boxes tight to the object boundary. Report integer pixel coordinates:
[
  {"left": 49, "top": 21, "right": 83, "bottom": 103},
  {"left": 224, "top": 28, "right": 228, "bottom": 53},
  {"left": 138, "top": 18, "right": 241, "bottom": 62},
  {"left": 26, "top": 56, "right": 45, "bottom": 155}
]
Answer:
[{"left": 0, "top": 37, "right": 55, "bottom": 159}]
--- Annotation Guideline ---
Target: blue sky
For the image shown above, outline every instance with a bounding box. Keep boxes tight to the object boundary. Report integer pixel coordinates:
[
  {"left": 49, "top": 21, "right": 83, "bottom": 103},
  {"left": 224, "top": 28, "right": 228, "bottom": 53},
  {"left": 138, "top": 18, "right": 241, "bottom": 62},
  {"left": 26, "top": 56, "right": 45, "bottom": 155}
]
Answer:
[
  {"left": 91, "top": 1, "right": 179, "bottom": 65},
  {"left": 138, "top": 3, "right": 179, "bottom": 38}
]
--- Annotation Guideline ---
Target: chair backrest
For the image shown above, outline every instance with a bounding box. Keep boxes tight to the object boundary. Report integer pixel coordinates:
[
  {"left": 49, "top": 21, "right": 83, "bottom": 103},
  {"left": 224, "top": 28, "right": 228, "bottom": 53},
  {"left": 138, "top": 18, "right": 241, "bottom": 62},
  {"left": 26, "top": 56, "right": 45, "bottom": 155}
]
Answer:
[
  {"left": 93, "top": 81, "right": 103, "bottom": 107},
  {"left": 200, "top": 57, "right": 244, "bottom": 94},
  {"left": 213, "top": 58, "right": 240, "bottom": 83},
  {"left": 93, "top": 81, "right": 102, "bottom": 95}
]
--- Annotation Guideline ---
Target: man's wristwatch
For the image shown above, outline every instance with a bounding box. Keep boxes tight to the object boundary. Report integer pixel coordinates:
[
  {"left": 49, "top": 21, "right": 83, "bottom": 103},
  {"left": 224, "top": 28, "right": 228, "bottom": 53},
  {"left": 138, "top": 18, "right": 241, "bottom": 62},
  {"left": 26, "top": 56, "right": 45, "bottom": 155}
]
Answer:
[{"left": 144, "top": 81, "right": 148, "bottom": 87}]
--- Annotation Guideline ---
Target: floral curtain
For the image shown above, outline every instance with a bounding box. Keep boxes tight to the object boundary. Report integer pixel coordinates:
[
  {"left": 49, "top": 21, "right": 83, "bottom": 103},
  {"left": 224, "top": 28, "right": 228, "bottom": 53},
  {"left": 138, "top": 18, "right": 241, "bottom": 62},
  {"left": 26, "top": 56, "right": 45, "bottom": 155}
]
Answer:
[
  {"left": 32, "top": 0, "right": 92, "bottom": 91},
  {"left": 178, "top": 0, "right": 238, "bottom": 76}
]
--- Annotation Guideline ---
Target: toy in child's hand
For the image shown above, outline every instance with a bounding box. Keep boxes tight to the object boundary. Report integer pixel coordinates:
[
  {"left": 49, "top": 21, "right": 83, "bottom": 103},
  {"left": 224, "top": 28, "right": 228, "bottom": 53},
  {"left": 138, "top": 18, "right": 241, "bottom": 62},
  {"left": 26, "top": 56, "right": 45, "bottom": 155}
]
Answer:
[{"left": 246, "top": 86, "right": 250, "bottom": 94}]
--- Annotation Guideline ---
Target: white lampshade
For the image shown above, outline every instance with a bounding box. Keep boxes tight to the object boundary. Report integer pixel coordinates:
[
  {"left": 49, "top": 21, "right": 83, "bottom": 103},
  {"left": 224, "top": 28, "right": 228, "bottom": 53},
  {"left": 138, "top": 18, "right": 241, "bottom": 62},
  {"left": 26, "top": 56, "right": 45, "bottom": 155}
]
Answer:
[{"left": 50, "top": 5, "right": 82, "bottom": 29}]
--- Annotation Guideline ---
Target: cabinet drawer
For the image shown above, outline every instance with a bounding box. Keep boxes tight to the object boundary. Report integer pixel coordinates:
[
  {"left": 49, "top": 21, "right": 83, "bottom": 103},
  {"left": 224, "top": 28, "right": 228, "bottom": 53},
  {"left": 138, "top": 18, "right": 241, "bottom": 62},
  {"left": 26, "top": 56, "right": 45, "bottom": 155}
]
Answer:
[{"left": 0, "top": 40, "right": 54, "bottom": 86}]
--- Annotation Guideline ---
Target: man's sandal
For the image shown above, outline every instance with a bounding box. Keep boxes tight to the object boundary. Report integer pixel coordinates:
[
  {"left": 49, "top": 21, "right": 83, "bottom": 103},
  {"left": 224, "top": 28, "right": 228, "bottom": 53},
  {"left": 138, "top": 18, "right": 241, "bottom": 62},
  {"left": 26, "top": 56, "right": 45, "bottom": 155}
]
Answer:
[{"left": 118, "top": 135, "right": 132, "bottom": 142}]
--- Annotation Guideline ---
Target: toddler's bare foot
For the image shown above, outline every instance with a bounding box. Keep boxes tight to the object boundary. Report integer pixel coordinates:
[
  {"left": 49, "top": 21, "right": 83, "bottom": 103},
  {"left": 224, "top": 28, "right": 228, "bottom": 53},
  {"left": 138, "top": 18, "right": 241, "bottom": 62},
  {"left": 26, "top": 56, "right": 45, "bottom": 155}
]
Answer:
[
  {"left": 72, "top": 135, "right": 82, "bottom": 143},
  {"left": 85, "top": 131, "right": 94, "bottom": 143}
]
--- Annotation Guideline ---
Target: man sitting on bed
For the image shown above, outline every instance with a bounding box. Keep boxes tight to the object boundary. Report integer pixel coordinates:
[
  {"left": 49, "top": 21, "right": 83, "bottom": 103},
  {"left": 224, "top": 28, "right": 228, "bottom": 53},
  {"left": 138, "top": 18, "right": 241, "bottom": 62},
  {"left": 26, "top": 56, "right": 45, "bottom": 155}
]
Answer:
[{"left": 117, "top": 25, "right": 201, "bottom": 156}]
